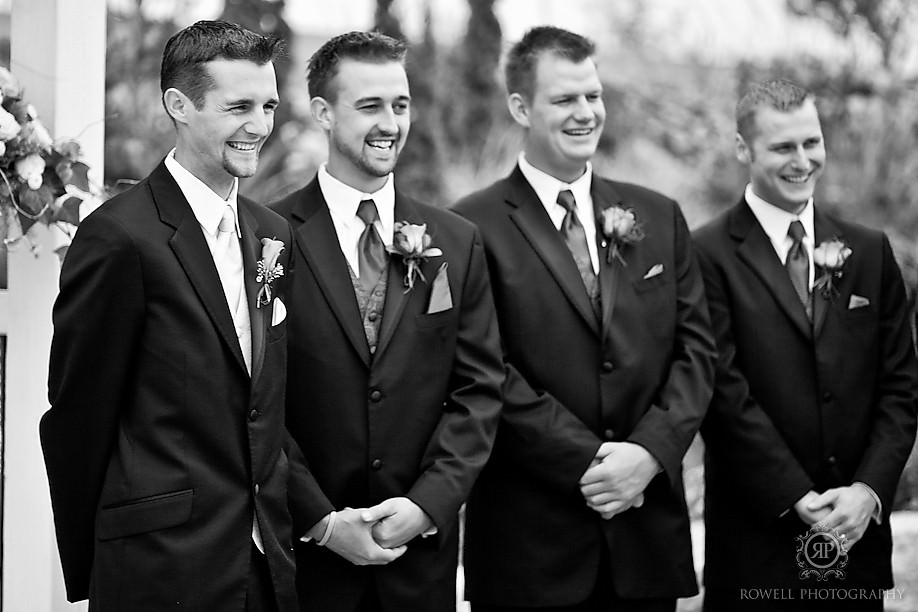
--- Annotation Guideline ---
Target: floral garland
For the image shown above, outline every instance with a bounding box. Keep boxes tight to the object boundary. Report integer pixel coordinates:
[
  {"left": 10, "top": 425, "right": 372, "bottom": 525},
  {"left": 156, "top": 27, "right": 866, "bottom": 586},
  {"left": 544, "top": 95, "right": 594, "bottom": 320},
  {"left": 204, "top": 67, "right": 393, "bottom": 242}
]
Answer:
[{"left": 0, "top": 66, "right": 104, "bottom": 257}]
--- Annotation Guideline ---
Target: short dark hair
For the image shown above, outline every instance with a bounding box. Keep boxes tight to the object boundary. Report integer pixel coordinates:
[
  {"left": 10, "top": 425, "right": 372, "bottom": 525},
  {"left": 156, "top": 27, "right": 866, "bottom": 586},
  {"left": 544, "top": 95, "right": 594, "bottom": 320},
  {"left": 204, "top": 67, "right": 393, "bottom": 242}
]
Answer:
[
  {"left": 736, "top": 79, "right": 814, "bottom": 140},
  {"left": 160, "top": 20, "right": 284, "bottom": 109},
  {"left": 307, "top": 31, "right": 407, "bottom": 102},
  {"left": 504, "top": 26, "right": 595, "bottom": 101}
]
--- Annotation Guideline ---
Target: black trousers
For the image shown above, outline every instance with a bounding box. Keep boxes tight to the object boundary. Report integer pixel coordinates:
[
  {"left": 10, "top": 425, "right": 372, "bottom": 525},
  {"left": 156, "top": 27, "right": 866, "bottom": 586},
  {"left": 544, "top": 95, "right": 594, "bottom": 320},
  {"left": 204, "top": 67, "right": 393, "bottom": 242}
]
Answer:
[{"left": 245, "top": 544, "right": 278, "bottom": 612}]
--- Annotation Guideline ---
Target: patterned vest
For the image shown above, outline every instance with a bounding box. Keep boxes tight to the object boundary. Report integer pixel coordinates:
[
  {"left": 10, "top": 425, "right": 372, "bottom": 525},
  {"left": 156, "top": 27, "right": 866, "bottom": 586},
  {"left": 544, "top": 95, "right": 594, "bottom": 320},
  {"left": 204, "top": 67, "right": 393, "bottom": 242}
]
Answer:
[{"left": 347, "top": 262, "right": 389, "bottom": 354}]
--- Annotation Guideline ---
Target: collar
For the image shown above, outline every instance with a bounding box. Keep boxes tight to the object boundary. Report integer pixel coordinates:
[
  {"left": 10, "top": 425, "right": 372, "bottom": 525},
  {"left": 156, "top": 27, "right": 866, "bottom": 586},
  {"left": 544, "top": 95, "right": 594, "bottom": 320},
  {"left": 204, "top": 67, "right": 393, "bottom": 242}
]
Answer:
[
  {"left": 745, "top": 183, "right": 814, "bottom": 248},
  {"left": 518, "top": 153, "right": 593, "bottom": 210},
  {"left": 164, "top": 149, "right": 239, "bottom": 237},
  {"left": 318, "top": 163, "right": 395, "bottom": 244}
]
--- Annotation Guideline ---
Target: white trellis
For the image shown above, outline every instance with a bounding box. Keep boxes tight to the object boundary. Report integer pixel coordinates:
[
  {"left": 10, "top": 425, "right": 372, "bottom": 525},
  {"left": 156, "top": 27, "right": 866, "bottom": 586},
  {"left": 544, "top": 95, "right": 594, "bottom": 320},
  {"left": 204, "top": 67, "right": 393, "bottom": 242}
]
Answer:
[{"left": 2, "top": 0, "right": 105, "bottom": 609}]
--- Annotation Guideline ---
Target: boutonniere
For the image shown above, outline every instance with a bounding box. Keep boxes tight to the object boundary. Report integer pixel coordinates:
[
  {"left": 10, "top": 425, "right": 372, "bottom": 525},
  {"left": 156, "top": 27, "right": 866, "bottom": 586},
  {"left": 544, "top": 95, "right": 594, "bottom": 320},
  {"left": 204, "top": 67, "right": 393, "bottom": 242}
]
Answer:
[
  {"left": 255, "top": 237, "right": 285, "bottom": 308},
  {"left": 599, "top": 205, "right": 644, "bottom": 265},
  {"left": 387, "top": 221, "right": 443, "bottom": 292},
  {"left": 813, "top": 238, "right": 852, "bottom": 299}
]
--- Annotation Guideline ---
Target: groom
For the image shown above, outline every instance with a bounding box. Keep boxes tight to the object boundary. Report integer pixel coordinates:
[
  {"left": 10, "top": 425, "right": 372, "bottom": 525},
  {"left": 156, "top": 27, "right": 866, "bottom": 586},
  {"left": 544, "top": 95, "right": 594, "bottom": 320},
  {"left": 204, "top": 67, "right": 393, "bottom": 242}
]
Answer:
[
  {"left": 43, "top": 21, "right": 297, "bottom": 611},
  {"left": 273, "top": 31, "right": 504, "bottom": 612}
]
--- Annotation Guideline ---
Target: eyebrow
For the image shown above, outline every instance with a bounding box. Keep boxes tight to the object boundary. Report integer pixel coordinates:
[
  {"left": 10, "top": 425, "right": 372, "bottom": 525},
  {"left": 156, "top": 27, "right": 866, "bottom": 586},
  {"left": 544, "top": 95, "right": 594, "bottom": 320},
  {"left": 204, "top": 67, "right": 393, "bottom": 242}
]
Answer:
[{"left": 353, "top": 94, "right": 412, "bottom": 105}]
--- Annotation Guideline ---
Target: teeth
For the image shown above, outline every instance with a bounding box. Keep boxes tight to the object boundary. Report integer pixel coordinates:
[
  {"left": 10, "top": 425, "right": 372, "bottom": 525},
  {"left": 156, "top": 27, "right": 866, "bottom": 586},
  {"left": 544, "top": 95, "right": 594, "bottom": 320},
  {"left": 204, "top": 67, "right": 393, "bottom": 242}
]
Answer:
[
  {"left": 228, "top": 142, "right": 256, "bottom": 151},
  {"left": 566, "top": 129, "right": 592, "bottom": 135},
  {"left": 783, "top": 175, "right": 809, "bottom": 183},
  {"left": 368, "top": 140, "right": 393, "bottom": 150}
]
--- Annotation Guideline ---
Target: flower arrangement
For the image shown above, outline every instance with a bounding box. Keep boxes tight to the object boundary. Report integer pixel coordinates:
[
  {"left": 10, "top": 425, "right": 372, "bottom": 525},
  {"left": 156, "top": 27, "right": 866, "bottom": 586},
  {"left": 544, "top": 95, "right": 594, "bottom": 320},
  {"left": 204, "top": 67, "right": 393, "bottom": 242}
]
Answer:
[
  {"left": 387, "top": 221, "right": 443, "bottom": 292},
  {"left": 599, "top": 205, "right": 644, "bottom": 265},
  {"left": 255, "top": 237, "right": 285, "bottom": 307},
  {"left": 0, "top": 66, "right": 103, "bottom": 255},
  {"left": 813, "top": 238, "right": 852, "bottom": 299}
]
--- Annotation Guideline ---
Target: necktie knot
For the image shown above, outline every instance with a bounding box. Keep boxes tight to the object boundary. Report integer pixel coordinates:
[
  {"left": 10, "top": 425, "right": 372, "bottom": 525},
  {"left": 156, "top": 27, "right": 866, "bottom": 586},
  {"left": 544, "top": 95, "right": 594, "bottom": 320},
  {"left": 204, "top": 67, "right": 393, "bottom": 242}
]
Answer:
[
  {"left": 788, "top": 219, "right": 805, "bottom": 243},
  {"left": 218, "top": 206, "right": 237, "bottom": 235},
  {"left": 557, "top": 189, "right": 576, "bottom": 213},
  {"left": 357, "top": 199, "right": 380, "bottom": 227}
]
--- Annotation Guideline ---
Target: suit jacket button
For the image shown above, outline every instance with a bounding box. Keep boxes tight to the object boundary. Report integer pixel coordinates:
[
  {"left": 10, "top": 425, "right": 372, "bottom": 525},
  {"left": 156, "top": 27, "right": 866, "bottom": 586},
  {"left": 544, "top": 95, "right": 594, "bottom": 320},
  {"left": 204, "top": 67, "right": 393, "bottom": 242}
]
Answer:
[
  {"left": 602, "top": 361, "right": 614, "bottom": 372},
  {"left": 822, "top": 392, "right": 833, "bottom": 403},
  {"left": 371, "top": 459, "right": 383, "bottom": 470},
  {"left": 249, "top": 409, "right": 259, "bottom": 421},
  {"left": 827, "top": 456, "right": 837, "bottom": 465},
  {"left": 603, "top": 429, "right": 615, "bottom": 440},
  {"left": 370, "top": 390, "right": 382, "bottom": 402}
]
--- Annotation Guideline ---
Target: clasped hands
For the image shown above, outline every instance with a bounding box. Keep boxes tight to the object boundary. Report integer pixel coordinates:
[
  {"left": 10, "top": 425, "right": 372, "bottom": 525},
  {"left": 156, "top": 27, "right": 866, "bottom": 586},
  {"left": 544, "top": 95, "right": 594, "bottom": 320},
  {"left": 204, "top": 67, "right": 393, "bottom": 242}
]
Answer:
[
  {"left": 579, "top": 442, "right": 661, "bottom": 520},
  {"left": 313, "top": 497, "right": 434, "bottom": 566},
  {"left": 793, "top": 485, "right": 877, "bottom": 550}
]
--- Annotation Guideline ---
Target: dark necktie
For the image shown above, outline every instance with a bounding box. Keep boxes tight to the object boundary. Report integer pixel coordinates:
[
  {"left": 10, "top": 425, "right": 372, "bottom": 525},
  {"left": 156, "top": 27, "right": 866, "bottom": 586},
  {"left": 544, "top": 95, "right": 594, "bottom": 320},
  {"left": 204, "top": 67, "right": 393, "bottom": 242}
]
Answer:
[
  {"left": 786, "top": 219, "right": 811, "bottom": 318},
  {"left": 557, "top": 190, "right": 600, "bottom": 314},
  {"left": 356, "top": 199, "right": 386, "bottom": 291}
]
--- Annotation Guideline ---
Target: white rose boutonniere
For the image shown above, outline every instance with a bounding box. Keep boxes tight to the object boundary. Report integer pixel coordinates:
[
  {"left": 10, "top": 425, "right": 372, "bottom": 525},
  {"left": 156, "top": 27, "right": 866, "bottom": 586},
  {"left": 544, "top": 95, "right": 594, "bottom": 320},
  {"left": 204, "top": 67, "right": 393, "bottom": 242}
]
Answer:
[
  {"left": 255, "top": 237, "right": 285, "bottom": 308},
  {"left": 599, "top": 205, "right": 644, "bottom": 265},
  {"left": 387, "top": 221, "right": 443, "bottom": 292},
  {"left": 813, "top": 238, "right": 852, "bottom": 299}
]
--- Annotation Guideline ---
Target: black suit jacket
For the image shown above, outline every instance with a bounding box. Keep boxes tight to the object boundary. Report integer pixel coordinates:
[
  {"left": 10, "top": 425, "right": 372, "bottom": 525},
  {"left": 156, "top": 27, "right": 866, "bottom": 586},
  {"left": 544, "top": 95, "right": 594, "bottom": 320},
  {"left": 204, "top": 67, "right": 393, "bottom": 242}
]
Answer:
[
  {"left": 42, "top": 162, "right": 297, "bottom": 610},
  {"left": 694, "top": 198, "right": 918, "bottom": 593},
  {"left": 452, "top": 166, "right": 716, "bottom": 606},
  {"left": 271, "top": 178, "right": 503, "bottom": 612}
]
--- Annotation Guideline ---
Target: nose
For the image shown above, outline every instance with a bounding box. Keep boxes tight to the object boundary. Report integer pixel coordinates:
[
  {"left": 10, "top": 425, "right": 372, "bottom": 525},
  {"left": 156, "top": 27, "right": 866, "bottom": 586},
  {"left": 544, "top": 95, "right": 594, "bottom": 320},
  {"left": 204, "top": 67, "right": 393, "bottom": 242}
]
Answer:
[
  {"left": 790, "top": 145, "right": 809, "bottom": 168},
  {"left": 572, "top": 96, "right": 593, "bottom": 122},
  {"left": 376, "top": 106, "right": 398, "bottom": 134},
  {"left": 246, "top": 109, "right": 272, "bottom": 138}
]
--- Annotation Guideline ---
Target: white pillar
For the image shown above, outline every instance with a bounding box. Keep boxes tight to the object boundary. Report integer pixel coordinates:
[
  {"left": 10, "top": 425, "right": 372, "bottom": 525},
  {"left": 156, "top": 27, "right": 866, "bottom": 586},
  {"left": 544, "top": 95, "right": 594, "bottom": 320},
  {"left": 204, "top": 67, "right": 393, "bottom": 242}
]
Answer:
[{"left": 6, "top": 0, "right": 105, "bottom": 610}]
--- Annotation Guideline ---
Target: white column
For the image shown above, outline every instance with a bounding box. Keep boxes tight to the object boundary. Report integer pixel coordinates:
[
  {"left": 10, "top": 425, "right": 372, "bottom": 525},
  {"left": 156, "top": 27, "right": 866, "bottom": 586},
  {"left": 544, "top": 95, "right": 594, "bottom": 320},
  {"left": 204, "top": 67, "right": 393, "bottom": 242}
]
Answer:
[{"left": 6, "top": 0, "right": 105, "bottom": 610}]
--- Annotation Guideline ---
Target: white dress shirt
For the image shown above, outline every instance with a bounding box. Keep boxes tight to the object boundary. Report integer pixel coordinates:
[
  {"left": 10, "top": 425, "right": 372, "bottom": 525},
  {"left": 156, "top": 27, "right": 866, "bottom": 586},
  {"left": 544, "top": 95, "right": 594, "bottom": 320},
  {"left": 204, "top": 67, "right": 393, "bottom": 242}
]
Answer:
[
  {"left": 744, "top": 184, "right": 815, "bottom": 288},
  {"left": 518, "top": 154, "right": 599, "bottom": 274},
  {"left": 318, "top": 164, "right": 395, "bottom": 277}
]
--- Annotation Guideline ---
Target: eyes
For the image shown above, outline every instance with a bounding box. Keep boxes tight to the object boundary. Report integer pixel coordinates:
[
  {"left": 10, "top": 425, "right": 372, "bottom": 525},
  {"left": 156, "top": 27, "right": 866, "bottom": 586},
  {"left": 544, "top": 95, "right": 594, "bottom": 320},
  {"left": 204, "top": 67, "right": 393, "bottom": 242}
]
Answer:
[
  {"left": 226, "top": 101, "right": 278, "bottom": 115},
  {"left": 552, "top": 92, "right": 603, "bottom": 105},
  {"left": 771, "top": 137, "right": 822, "bottom": 154},
  {"left": 356, "top": 100, "right": 410, "bottom": 115}
]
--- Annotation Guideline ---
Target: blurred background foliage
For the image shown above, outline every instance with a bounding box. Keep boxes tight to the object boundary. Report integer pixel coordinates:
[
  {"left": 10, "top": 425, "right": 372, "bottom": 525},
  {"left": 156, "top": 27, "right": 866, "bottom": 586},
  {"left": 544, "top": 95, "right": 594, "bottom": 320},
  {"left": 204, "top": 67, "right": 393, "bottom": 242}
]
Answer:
[{"left": 100, "top": 0, "right": 918, "bottom": 510}]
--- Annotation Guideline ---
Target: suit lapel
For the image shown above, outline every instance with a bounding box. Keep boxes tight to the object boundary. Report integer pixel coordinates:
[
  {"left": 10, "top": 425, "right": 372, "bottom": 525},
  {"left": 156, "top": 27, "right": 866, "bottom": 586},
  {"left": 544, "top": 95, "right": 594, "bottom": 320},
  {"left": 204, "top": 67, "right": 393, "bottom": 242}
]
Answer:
[
  {"left": 591, "top": 177, "right": 625, "bottom": 334},
  {"left": 506, "top": 167, "right": 600, "bottom": 335},
  {"left": 812, "top": 208, "right": 844, "bottom": 338},
  {"left": 376, "top": 192, "right": 425, "bottom": 361},
  {"left": 152, "top": 163, "right": 250, "bottom": 374},
  {"left": 730, "top": 199, "right": 813, "bottom": 340},
  {"left": 291, "top": 180, "right": 371, "bottom": 366},
  {"left": 239, "top": 200, "right": 266, "bottom": 382}
]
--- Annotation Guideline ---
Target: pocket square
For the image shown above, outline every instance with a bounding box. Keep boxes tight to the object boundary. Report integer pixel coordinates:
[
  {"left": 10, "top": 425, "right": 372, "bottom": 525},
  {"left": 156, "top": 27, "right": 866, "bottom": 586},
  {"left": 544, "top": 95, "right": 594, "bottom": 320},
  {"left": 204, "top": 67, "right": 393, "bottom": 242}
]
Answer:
[
  {"left": 426, "top": 262, "right": 452, "bottom": 314},
  {"left": 643, "top": 264, "right": 664, "bottom": 280},
  {"left": 848, "top": 294, "right": 870, "bottom": 310},
  {"left": 271, "top": 297, "right": 287, "bottom": 326}
]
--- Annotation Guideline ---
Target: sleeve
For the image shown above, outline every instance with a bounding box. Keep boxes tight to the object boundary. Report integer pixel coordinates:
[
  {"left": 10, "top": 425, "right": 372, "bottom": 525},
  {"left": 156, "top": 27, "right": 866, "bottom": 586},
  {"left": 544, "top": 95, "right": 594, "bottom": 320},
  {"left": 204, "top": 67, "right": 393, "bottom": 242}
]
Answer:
[
  {"left": 40, "top": 210, "right": 146, "bottom": 601},
  {"left": 407, "top": 229, "right": 505, "bottom": 530},
  {"left": 624, "top": 203, "right": 717, "bottom": 484},
  {"left": 693, "top": 229, "right": 815, "bottom": 517},
  {"left": 851, "top": 234, "right": 918, "bottom": 510}
]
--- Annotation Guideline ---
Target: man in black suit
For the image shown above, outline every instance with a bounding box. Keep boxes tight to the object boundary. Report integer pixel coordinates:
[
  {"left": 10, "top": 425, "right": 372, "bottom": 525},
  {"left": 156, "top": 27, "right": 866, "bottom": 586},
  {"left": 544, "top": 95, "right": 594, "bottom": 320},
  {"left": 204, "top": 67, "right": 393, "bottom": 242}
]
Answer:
[
  {"left": 694, "top": 78, "right": 918, "bottom": 611},
  {"left": 273, "top": 31, "right": 504, "bottom": 612},
  {"left": 43, "top": 21, "right": 297, "bottom": 611},
  {"left": 452, "top": 26, "right": 715, "bottom": 612}
]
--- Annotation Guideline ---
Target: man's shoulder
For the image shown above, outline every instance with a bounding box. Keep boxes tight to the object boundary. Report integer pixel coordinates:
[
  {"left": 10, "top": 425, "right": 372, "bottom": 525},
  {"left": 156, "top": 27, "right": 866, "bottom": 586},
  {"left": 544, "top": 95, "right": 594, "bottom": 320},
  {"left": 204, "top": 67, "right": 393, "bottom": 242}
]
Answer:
[
  {"left": 401, "top": 192, "right": 479, "bottom": 243},
  {"left": 596, "top": 175, "right": 676, "bottom": 208},
  {"left": 267, "top": 177, "right": 319, "bottom": 222},
  {"left": 450, "top": 174, "right": 515, "bottom": 219}
]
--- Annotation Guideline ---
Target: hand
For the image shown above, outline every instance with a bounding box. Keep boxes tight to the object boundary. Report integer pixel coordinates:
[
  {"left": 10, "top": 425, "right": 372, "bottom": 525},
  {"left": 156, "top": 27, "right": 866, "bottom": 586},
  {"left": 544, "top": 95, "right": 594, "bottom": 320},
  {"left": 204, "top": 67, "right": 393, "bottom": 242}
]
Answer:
[
  {"left": 362, "top": 497, "right": 435, "bottom": 549},
  {"left": 324, "top": 507, "right": 407, "bottom": 565},
  {"left": 793, "top": 490, "right": 831, "bottom": 526},
  {"left": 808, "top": 486, "right": 877, "bottom": 550},
  {"left": 579, "top": 442, "right": 660, "bottom": 520}
]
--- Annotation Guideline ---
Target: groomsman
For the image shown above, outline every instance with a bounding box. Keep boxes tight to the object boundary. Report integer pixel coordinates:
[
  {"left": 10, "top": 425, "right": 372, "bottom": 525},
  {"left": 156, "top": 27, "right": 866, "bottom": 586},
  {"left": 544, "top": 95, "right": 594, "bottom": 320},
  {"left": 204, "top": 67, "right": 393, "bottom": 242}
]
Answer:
[
  {"left": 273, "top": 31, "right": 503, "bottom": 611},
  {"left": 452, "top": 26, "right": 716, "bottom": 612},
  {"left": 43, "top": 21, "right": 297, "bottom": 610},
  {"left": 694, "top": 78, "right": 918, "bottom": 611}
]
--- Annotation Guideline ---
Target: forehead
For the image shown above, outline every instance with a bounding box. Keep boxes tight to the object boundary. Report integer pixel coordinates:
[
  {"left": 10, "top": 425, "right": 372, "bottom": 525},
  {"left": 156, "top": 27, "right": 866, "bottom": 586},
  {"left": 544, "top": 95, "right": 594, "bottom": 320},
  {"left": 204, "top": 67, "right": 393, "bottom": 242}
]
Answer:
[
  {"left": 532, "top": 53, "right": 601, "bottom": 97},
  {"left": 202, "top": 58, "right": 278, "bottom": 100},
  {"left": 750, "top": 99, "right": 822, "bottom": 144},
  {"left": 330, "top": 58, "right": 409, "bottom": 101}
]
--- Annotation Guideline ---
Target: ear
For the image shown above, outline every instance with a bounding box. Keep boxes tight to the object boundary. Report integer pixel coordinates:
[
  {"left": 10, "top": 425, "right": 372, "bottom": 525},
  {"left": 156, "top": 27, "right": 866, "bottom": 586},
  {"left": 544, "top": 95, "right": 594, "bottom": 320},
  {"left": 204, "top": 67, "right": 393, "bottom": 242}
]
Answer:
[
  {"left": 507, "top": 93, "right": 530, "bottom": 129},
  {"left": 310, "top": 96, "right": 333, "bottom": 130},
  {"left": 163, "top": 88, "right": 192, "bottom": 125},
  {"left": 735, "top": 133, "right": 752, "bottom": 164}
]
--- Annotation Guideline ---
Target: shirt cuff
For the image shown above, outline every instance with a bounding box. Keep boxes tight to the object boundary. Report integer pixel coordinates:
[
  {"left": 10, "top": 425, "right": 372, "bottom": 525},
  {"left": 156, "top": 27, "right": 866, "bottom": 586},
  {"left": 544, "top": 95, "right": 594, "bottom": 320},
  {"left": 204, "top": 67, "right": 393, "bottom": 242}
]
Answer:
[
  {"left": 301, "top": 510, "right": 337, "bottom": 544},
  {"left": 852, "top": 482, "right": 883, "bottom": 525}
]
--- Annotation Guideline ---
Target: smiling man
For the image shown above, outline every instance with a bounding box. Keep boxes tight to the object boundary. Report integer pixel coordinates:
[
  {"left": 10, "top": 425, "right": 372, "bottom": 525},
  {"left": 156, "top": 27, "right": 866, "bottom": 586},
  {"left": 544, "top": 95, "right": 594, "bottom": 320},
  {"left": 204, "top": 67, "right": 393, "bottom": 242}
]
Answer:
[
  {"left": 452, "top": 26, "right": 715, "bottom": 612},
  {"left": 43, "top": 20, "right": 298, "bottom": 611},
  {"left": 271, "top": 31, "right": 503, "bottom": 612},
  {"left": 694, "top": 79, "right": 918, "bottom": 611}
]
